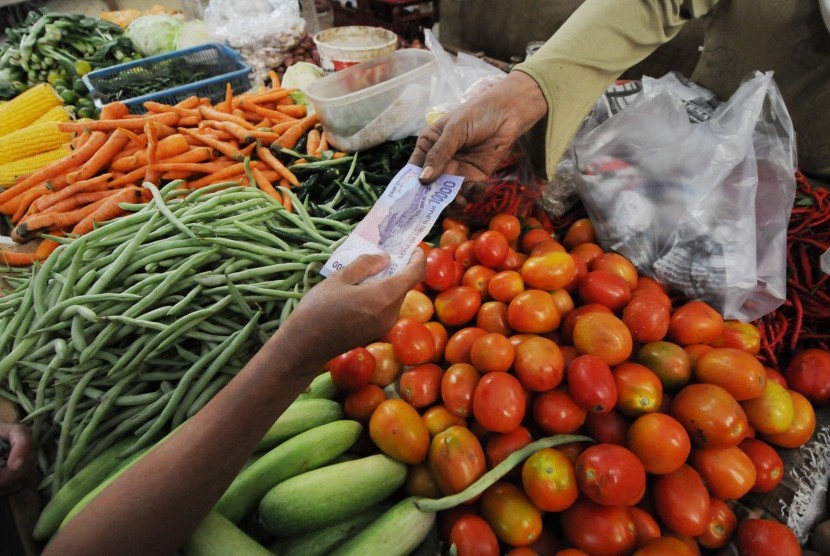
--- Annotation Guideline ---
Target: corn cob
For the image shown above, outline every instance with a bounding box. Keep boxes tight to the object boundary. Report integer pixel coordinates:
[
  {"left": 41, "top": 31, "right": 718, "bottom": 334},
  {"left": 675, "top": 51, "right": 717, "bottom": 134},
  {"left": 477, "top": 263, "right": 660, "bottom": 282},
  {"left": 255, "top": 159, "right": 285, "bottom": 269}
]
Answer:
[
  {"left": 0, "top": 146, "right": 71, "bottom": 187},
  {"left": 32, "top": 105, "right": 71, "bottom": 125},
  {"left": 0, "top": 123, "right": 71, "bottom": 165},
  {"left": 0, "top": 84, "right": 63, "bottom": 137}
]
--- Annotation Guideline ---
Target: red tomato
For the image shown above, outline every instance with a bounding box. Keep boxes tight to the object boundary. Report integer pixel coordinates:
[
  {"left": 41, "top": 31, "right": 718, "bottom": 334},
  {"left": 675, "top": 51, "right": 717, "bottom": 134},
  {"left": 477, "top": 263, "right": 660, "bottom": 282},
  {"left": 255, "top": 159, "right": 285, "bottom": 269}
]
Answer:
[
  {"left": 434, "top": 286, "right": 482, "bottom": 327},
  {"left": 632, "top": 275, "right": 668, "bottom": 297},
  {"left": 425, "top": 247, "right": 456, "bottom": 291},
  {"left": 612, "top": 362, "right": 663, "bottom": 417},
  {"left": 422, "top": 405, "right": 466, "bottom": 437},
  {"left": 584, "top": 410, "right": 631, "bottom": 445},
  {"left": 388, "top": 317, "right": 436, "bottom": 366},
  {"left": 696, "top": 496, "right": 737, "bottom": 549},
  {"left": 473, "top": 371, "right": 526, "bottom": 433},
  {"left": 785, "top": 348, "right": 830, "bottom": 406},
  {"left": 668, "top": 300, "right": 724, "bottom": 346},
  {"left": 735, "top": 519, "right": 800, "bottom": 556},
  {"left": 652, "top": 464, "right": 711, "bottom": 537},
  {"left": 573, "top": 312, "right": 633, "bottom": 366},
  {"left": 521, "top": 251, "right": 577, "bottom": 291},
  {"left": 424, "top": 321, "right": 448, "bottom": 364},
  {"left": 533, "top": 387, "right": 587, "bottom": 434},
  {"left": 578, "top": 270, "right": 631, "bottom": 312},
  {"left": 575, "top": 444, "right": 646, "bottom": 506},
  {"left": 671, "top": 383, "right": 749, "bottom": 448},
  {"left": 440, "top": 228, "right": 467, "bottom": 248},
  {"left": 694, "top": 348, "right": 767, "bottom": 401},
  {"left": 343, "top": 383, "right": 386, "bottom": 424},
  {"left": 441, "top": 362, "right": 481, "bottom": 418},
  {"left": 633, "top": 537, "right": 697, "bottom": 556},
  {"left": 570, "top": 242, "right": 604, "bottom": 268},
  {"left": 739, "top": 437, "right": 784, "bottom": 493},
  {"left": 454, "top": 239, "right": 478, "bottom": 270},
  {"left": 521, "top": 228, "right": 554, "bottom": 253},
  {"left": 476, "top": 301, "right": 513, "bottom": 336},
  {"left": 497, "top": 248, "right": 527, "bottom": 272},
  {"left": 741, "top": 379, "right": 795, "bottom": 434},
  {"left": 508, "top": 289, "right": 561, "bottom": 334},
  {"left": 428, "top": 425, "right": 486, "bottom": 495},
  {"left": 488, "top": 270, "right": 526, "bottom": 302},
  {"left": 445, "top": 327, "right": 488, "bottom": 365},
  {"left": 563, "top": 217, "right": 596, "bottom": 249},
  {"left": 474, "top": 230, "right": 510, "bottom": 268},
  {"left": 567, "top": 354, "right": 618, "bottom": 413},
  {"left": 760, "top": 389, "right": 816, "bottom": 449},
  {"left": 710, "top": 320, "right": 762, "bottom": 355},
  {"left": 623, "top": 294, "right": 670, "bottom": 344},
  {"left": 369, "top": 398, "right": 430, "bottom": 464},
  {"left": 591, "top": 253, "right": 638, "bottom": 291},
  {"left": 530, "top": 239, "right": 567, "bottom": 256},
  {"left": 450, "top": 514, "right": 500, "bottom": 556},
  {"left": 689, "top": 445, "right": 756, "bottom": 500},
  {"left": 513, "top": 335, "right": 565, "bottom": 392},
  {"left": 629, "top": 507, "right": 661, "bottom": 546},
  {"left": 561, "top": 303, "right": 613, "bottom": 345},
  {"left": 560, "top": 498, "right": 637, "bottom": 556},
  {"left": 326, "top": 347, "right": 376, "bottom": 392},
  {"left": 366, "top": 342, "right": 401, "bottom": 387},
  {"left": 399, "top": 363, "right": 443, "bottom": 408},
  {"left": 399, "top": 289, "right": 435, "bottom": 323},
  {"left": 489, "top": 213, "right": 522, "bottom": 241},
  {"left": 462, "top": 264, "right": 497, "bottom": 298},
  {"left": 627, "top": 412, "right": 690, "bottom": 475},
  {"left": 470, "top": 332, "right": 515, "bottom": 373},
  {"left": 636, "top": 340, "right": 692, "bottom": 392},
  {"left": 684, "top": 343, "right": 714, "bottom": 369},
  {"left": 522, "top": 447, "right": 579, "bottom": 512},
  {"left": 480, "top": 481, "right": 543, "bottom": 547},
  {"left": 486, "top": 425, "right": 533, "bottom": 469}
]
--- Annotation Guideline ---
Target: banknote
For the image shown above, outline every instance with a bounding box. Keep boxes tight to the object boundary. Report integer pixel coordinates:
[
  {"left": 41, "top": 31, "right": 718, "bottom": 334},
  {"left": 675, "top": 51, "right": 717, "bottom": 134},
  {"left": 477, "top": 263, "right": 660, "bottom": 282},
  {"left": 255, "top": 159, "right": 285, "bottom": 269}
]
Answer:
[{"left": 321, "top": 163, "right": 464, "bottom": 280}]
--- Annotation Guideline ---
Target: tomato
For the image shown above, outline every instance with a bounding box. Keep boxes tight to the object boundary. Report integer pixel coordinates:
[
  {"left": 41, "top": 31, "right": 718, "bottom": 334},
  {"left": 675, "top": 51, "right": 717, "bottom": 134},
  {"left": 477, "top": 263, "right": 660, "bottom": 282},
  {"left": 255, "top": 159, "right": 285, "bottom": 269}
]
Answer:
[
  {"left": 434, "top": 286, "right": 482, "bottom": 327},
  {"left": 765, "top": 367, "right": 788, "bottom": 389},
  {"left": 566, "top": 354, "right": 618, "bottom": 413},
  {"left": 454, "top": 239, "right": 479, "bottom": 270},
  {"left": 428, "top": 425, "right": 486, "bottom": 495},
  {"left": 497, "top": 248, "right": 527, "bottom": 272},
  {"left": 486, "top": 425, "right": 533, "bottom": 469},
  {"left": 612, "top": 362, "right": 662, "bottom": 417},
  {"left": 489, "top": 213, "right": 522, "bottom": 241},
  {"left": 422, "top": 405, "right": 466, "bottom": 437},
  {"left": 533, "top": 386, "right": 587, "bottom": 434},
  {"left": 521, "top": 251, "right": 577, "bottom": 291},
  {"left": 738, "top": 438, "right": 784, "bottom": 493},
  {"left": 473, "top": 371, "right": 526, "bottom": 433},
  {"left": 476, "top": 301, "right": 513, "bottom": 336},
  {"left": 441, "top": 362, "right": 481, "bottom": 418},
  {"left": 668, "top": 300, "right": 724, "bottom": 346},
  {"left": 633, "top": 537, "right": 697, "bottom": 556},
  {"left": 636, "top": 340, "right": 692, "bottom": 391},
  {"left": 760, "top": 389, "right": 816, "bottom": 449},
  {"left": 735, "top": 519, "right": 800, "bottom": 556},
  {"left": 573, "top": 312, "right": 633, "bottom": 366},
  {"left": 424, "top": 321, "right": 449, "bottom": 364},
  {"left": 561, "top": 303, "right": 613, "bottom": 344},
  {"left": 399, "top": 363, "right": 443, "bottom": 408},
  {"left": 326, "top": 347, "right": 376, "bottom": 392},
  {"left": 445, "top": 327, "right": 488, "bottom": 365},
  {"left": 560, "top": 499, "right": 637, "bottom": 556},
  {"left": 627, "top": 412, "right": 690, "bottom": 475},
  {"left": 450, "top": 514, "right": 500, "bottom": 556},
  {"left": 398, "top": 289, "right": 434, "bottom": 324},
  {"left": 578, "top": 270, "right": 631, "bottom": 312},
  {"left": 689, "top": 445, "right": 756, "bottom": 500},
  {"left": 513, "top": 335, "right": 565, "bottom": 392},
  {"left": 563, "top": 217, "right": 596, "bottom": 248},
  {"left": 462, "top": 264, "right": 497, "bottom": 299},
  {"left": 576, "top": 444, "right": 646, "bottom": 506},
  {"left": 443, "top": 216, "right": 471, "bottom": 235},
  {"left": 521, "top": 228, "right": 554, "bottom": 253},
  {"left": 488, "top": 270, "right": 526, "bottom": 302},
  {"left": 369, "top": 399, "right": 430, "bottom": 464},
  {"left": 440, "top": 228, "right": 467, "bottom": 248},
  {"left": 343, "top": 383, "right": 387, "bottom": 424},
  {"left": 671, "top": 383, "right": 749, "bottom": 448},
  {"left": 366, "top": 342, "right": 401, "bottom": 387},
  {"left": 556, "top": 550, "right": 590, "bottom": 556},
  {"left": 785, "top": 348, "right": 830, "bottom": 406},
  {"left": 405, "top": 461, "right": 442, "bottom": 498},
  {"left": 623, "top": 295, "right": 670, "bottom": 344},
  {"left": 584, "top": 410, "right": 631, "bottom": 445},
  {"left": 530, "top": 238, "right": 567, "bottom": 255},
  {"left": 740, "top": 379, "right": 795, "bottom": 434},
  {"left": 470, "top": 332, "right": 515, "bottom": 373},
  {"left": 696, "top": 496, "right": 737, "bottom": 549},
  {"left": 684, "top": 343, "right": 714, "bottom": 370},
  {"left": 508, "top": 289, "right": 560, "bottom": 334},
  {"left": 591, "top": 253, "right": 638, "bottom": 291},
  {"left": 522, "top": 448, "right": 579, "bottom": 511},
  {"left": 480, "top": 481, "right": 543, "bottom": 547},
  {"left": 694, "top": 348, "right": 767, "bottom": 401},
  {"left": 474, "top": 230, "right": 510, "bottom": 268},
  {"left": 710, "top": 320, "right": 762, "bottom": 355},
  {"left": 424, "top": 246, "right": 455, "bottom": 292},
  {"left": 570, "top": 242, "right": 604, "bottom": 267},
  {"left": 652, "top": 464, "right": 711, "bottom": 537},
  {"left": 629, "top": 507, "right": 661, "bottom": 546},
  {"left": 550, "top": 289, "right": 575, "bottom": 319}
]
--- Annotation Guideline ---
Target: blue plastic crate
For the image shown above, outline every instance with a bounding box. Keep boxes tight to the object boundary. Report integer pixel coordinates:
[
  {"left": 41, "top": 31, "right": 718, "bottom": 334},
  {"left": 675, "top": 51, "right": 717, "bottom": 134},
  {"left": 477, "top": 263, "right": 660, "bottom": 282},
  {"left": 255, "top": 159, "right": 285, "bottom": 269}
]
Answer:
[{"left": 83, "top": 43, "right": 251, "bottom": 114}]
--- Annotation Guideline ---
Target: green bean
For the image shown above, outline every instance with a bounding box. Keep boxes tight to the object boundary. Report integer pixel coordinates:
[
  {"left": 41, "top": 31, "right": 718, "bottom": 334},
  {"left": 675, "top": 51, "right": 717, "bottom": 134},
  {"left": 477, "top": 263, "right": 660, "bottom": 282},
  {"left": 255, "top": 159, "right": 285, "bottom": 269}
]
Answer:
[
  {"left": 97, "top": 315, "right": 168, "bottom": 332},
  {"left": 53, "top": 368, "right": 97, "bottom": 492},
  {"left": 143, "top": 182, "right": 197, "bottom": 240},
  {"left": 167, "top": 284, "right": 203, "bottom": 317}
]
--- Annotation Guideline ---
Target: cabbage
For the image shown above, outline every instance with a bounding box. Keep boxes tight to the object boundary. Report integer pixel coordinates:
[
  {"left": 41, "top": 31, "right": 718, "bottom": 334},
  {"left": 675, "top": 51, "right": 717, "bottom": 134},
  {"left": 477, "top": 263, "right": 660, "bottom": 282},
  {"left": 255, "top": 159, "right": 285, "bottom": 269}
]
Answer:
[
  {"left": 126, "top": 14, "right": 184, "bottom": 56},
  {"left": 281, "top": 62, "right": 325, "bottom": 90}
]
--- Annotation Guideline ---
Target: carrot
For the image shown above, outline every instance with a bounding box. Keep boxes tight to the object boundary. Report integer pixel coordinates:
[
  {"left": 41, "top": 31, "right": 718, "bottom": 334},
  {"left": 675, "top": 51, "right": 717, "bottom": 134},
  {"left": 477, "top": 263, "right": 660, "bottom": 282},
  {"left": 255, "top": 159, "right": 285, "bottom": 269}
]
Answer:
[
  {"left": 110, "top": 134, "right": 191, "bottom": 172},
  {"left": 274, "top": 115, "right": 318, "bottom": 150},
  {"left": 154, "top": 123, "right": 179, "bottom": 138},
  {"left": 57, "top": 112, "right": 179, "bottom": 132},
  {"left": 251, "top": 167, "right": 283, "bottom": 204},
  {"left": 99, "top": 102, "right": 130, "bottom": 120},
  {"left": 239, "top": 101, "right": 296, "bottom": 123},
  {"left": 332, "top": 151, "right": 348, "bottom": 159},
  {"left": 269, "top": 70, "right": 281, "bottom": 89},
  {"left": 119, "top": 128, "right": 146, "bottom": 149},
  {"left": 143, "top": 101, "right": 200, "bottom": 118},
  {"left": 199, "top": 106, "right": 256, "bottom": 130},
  {"left": 161, "top": 171, "right": 192, "bottom": 180},
  {"left": 41, "top": 188, "right": 121, "bottom": 215},
  {"left": 13, "top": 194, "right": 115, "bottom": 241},
  {"left": 150, "top": 161, "right": 240, "bottom": 174},
  {"left": 200, "top": 120, "right": 250, "bottom": 142},
  {"left": 0, "top": 250, "right": 36, "bottom": 266},
  {"left": 179, "top": 127, "right": 243, "bottom": 160},
  {"left": 276, "top": 104, "right": 306, "bottom": 118},
  {"left": 178, "top": 115, "right": 201, "bottom": 127},
  {"left": 306, "top": 128, "right": 321, "bottom": 157},
  {"left": 11, "top": 185, "right": 50, "bottom": 223},
  {"left": 34, "top": 231, "right": 65, "bottom": 260},
  {"left": 0, "top": 131, "right": 108, "bottom": 205},
  {"left": 200, "top": 129, "right": 237, "bottom": 142},
  {"left": 65, "top": 128, "right": 131, "bottom": 184},
  {"left": 31, "top": 173, "right": 115, "bottom": 213},
  {"left": 108, "top": 168, "right": 147, "bottom": 188},
  {"left": 239, "top": 143, "right": 257, "bottom": 158},
  {"left": 188, "top": 162, "right": 250, "bottom": 189},
  {"left": 71, "top": 187, "right": 146, "bottom": 236},
  {"left": 144, "top": 121, "right": 161, "bottom": 185},
  {"left": 176, "top": 96, "right": 202, "bottom": 109},
  {"left": 223, "top": 82, "right": 234, "bottom": 113},
  {"left": 162, "top": 147, "right": 213, "bottom": 165},
  {"left": 235, "top": 88, "right": 293, "bottom": 106},
  {"left": 256, "top": 146, "right": 299, "bottom": 186},
  {"left": 318, "top": 132, "right": 329, "bottom": 154}
]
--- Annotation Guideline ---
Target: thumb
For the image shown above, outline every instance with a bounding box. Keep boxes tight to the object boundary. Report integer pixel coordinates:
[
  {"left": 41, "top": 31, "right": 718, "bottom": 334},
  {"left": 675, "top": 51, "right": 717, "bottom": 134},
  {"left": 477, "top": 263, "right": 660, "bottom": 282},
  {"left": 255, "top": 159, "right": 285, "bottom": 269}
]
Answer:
[{"left": 335, "top": 253, "right": 391, "bottom": 284}]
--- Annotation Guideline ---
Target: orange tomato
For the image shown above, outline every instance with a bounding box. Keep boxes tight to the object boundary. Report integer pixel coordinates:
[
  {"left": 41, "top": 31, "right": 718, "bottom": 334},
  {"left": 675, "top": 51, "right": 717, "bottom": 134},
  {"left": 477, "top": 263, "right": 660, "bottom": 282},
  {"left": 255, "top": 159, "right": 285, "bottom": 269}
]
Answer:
[
  {"left": 627, "top": 413, "right": 690, "bottom": 475},
  {"left": 488, "top": 270, "right": 526, "bottom": 303},
  {"left": 470, "top": 332, "right": 516, "bottom": 373},
  {"left": 667, "top": 300, "right": 724, "bottom": 346},
  {"left": 521, "top": 251, "right": 577, "bottom": 291},
  {"left": 689, "top": 445, "right": 756, "bottom": 501},
  {"left": 613, "top": 362, "right": 663, "bottom": 417},
  {"left": 636, "top": 340, "right": 692, "bottom": 392},
  {"left": 422, "top": 404, "right": 467, "bottom": 437},
  {"left": 693, "top": 347, "right": 767, "bottom": 401},
  {"left": 369, "top": 399, "right": 430, "bottom": 464},
  {"left": 591, "top": 252, "right": 639, "bottom": 290},
  {"left": 563, "top": 217, "right": 596, "bottom": 249},
  {"left": 670, "top": 383, "right": 749, "bottom": 448},
  {"left": 572, "top": 312, "right": 633, "bottom": 366},
  {"left": 507, "top": 289, "right": 561, "bottom": 334},
  {"left": 760, "top": 389, "right": 816, "bottom": 448},
  {"left": 480, "top": 481, "right": 543, "bottom": 547},
  {"left": 445, "top": 327, "right": 488, "bottom": 365},
  {"left": 741, "top": 379, "right": 795, "bottom": 434}
]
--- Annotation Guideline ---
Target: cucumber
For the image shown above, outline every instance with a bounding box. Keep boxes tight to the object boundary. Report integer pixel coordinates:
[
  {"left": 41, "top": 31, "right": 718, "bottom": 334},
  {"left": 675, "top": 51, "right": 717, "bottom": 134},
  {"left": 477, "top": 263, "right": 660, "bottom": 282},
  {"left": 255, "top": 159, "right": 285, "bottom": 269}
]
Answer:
[
  {"left": 183, "top": 511, "right": 273, "bottom": 556},
  {"left": 33, "top": 439, "right": 134, "bottom": 541},
  {"left": 331, "top": 497, "right": 436, "bottom": 556},
  {"left": 257, "top": 398, "right": 343, "bottom": 451},
  {"left": 258, "top": 454, "right": 407, "bottom": 536},
  {"left": 215, "top": 420, "right": 362, "bottom": 523},
  {"left": 295, "top": 371, "right": 338, "bottom": 401},
  {"left": 269, "top": 502, "right": 391, "bottom": 556}
]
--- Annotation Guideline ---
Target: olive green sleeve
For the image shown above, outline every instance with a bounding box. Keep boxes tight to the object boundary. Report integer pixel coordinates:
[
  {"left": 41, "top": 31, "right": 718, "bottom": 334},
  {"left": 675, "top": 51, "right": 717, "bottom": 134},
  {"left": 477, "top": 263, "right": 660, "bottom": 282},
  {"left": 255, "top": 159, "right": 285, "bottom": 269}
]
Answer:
[{"left": 513, "top": 0, "right": 719, "bottom": 181}]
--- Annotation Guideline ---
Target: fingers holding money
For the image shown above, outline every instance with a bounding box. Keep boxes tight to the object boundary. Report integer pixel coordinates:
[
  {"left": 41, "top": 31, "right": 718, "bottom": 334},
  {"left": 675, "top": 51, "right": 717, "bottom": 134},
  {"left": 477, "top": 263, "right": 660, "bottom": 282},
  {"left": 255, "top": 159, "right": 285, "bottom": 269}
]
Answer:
[{"left": 335, "top": 253, "right": 392, "bottom": 285}]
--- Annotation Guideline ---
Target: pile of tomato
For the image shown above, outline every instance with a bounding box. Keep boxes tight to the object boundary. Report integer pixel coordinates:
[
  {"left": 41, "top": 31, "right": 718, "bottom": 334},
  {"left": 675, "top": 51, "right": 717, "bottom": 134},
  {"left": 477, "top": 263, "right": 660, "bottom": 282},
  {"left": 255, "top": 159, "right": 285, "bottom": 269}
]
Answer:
[{"left": 324, "top": 212, "right": 830, "bottom": 556}]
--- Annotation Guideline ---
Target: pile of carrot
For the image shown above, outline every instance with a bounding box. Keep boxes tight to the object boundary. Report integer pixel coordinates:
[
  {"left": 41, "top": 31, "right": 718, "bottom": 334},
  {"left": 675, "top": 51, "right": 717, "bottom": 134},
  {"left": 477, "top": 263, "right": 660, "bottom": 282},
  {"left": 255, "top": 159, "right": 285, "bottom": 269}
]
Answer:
[{"left": 0, "top": 71, "right": 332, "bottom": 266}]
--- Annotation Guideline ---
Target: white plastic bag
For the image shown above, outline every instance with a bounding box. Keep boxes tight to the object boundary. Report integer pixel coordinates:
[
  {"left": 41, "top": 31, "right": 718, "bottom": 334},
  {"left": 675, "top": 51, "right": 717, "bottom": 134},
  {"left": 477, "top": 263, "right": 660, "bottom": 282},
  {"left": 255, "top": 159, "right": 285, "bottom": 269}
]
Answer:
[{"left": 573, "top": 71, "right": 797, "bottom": 321}]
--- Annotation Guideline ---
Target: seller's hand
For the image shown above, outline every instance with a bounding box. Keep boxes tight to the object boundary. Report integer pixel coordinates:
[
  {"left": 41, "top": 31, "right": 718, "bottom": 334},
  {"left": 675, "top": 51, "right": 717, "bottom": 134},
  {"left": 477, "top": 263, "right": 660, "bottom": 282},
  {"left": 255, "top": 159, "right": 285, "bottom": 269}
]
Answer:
[
  {"left": 281, "top": 250, "right": 426, "bottom": 367},
  {"left": 409, "top": 71, "right": 548, "bottom": 212},
  {"left": 0, "top": 422, "right": 34, "bottom": 495}
]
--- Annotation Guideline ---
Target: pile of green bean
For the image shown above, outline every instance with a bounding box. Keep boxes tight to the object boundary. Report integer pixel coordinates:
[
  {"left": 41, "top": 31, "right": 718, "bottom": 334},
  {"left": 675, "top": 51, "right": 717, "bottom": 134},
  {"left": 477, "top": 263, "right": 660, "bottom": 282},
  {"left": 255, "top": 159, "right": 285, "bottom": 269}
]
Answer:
[{"left": 0, "top": 180, "right": 354, "bottom": 494}]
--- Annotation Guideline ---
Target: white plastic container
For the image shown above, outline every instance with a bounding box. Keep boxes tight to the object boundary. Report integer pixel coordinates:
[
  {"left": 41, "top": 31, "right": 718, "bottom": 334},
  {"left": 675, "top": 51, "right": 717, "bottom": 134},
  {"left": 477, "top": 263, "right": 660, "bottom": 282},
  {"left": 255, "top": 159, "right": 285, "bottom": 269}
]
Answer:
[
  {"left": 313, "top": 26, "right": 398, "bottom": 73},
  {"left": 305, "top": 49, "right": 437, "bottom": 152}
]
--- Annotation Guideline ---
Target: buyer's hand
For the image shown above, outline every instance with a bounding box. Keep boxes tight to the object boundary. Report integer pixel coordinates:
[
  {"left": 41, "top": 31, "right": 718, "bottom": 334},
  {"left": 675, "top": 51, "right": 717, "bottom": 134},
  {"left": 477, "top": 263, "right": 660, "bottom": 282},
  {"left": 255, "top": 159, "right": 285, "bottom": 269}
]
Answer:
[{"left": 0, "top": 422, "right": 34, "bottom": 495}]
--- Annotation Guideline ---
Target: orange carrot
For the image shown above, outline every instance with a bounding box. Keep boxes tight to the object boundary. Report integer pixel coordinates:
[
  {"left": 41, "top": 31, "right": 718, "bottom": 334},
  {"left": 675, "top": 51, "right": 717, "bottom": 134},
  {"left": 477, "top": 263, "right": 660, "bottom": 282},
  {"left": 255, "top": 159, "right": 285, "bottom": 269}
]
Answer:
[
  {"left": 119, "top": 128, "right": 147, "bottom": 149},
  {"left": 200, "top": 120, "right": 250, "bottom": 142},
  {"left": 176, "top": 96, "right": 202, "bottom": 109},
  {"left": 110, "top": 134, "right": 191, "bottom": 172},
  {"left": 223, "top": 82, "right": 233, "bottom": 113},
  {"left": 99, "top": 102, "right": 130, "bottom": 120},
  {"left": 161, "top": 171, "right": 192, "bottom": 180},
  {"left": 34, "top": 231, "right": 65, "bottom": 260},
  {"left": 0, "top": 250, "right": 36, "bottom": 266},
  {"left": 108, "top": 168, "right": 147, "bottom": 188},
  {"left": 0, "top": 131, "right": 108, "bottom": 205},
  {"left": 144, "top": 121, "right": 161, "bottom": 185},
  {"left": 318, "top": 132, "right": 329, "bottom": 154},
  {"left": 179, "top": 127, "right": 243, "bottom": 160},
  {"left": 269, "top": 70, "right": 281, "bottom": 89},
  {"left": 143, "top": 101, "right": 200, "bottom": 118},
  {"left": 276, "top": 104, "right": 306, "bottom": 118},
  {"left": 188, "top": 162, "right": 250, "bottom": 189},
  {"left": 57, "top": 112, "right": 179, "bottom": 132},
  {"left": 13, "top": 194, "right": 115, "bottom": 241},
  {"left": 66, "top": 128, "right": 131, "bottom": 184},
  {"left": 71, "top": 187, "right": 146, "bottom": 236},
  {"left": 162, "top": 147, "right": 213, "bottom": 165},
  {"left": 178, "top": 115, "right": 201, "bottom": 127},
  {"left": 41, "top": 189, "right": 122, "bottom": 215},
  {"left": 154, "top": 123, "right": 179, "bottom": 138},
  {"left": 31, "top": 174, "right": 115, "bottom": 213},
  {"left": 235, "top": 88, "right": 293, "bottom": 106},
  {"left": 11, "top": 185, "right": 50, "bottom": 223},
  {"left": 276, "top": 114, "right": 320, "bottom": 150},
  {"left": 306, "top": 128, "right": 321, "bottom": 157},
  {"left": 256, "top": 146, "right": 299, "bottom": 187},
  {"left": 199, "top": 106, "right": 256, "bottom": 130},
  {"left": 239, "top": 101, "right": 296, "bottom": 123},
  {"left": 151, "top": 161, "right": 240, "bottom": 174}
]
